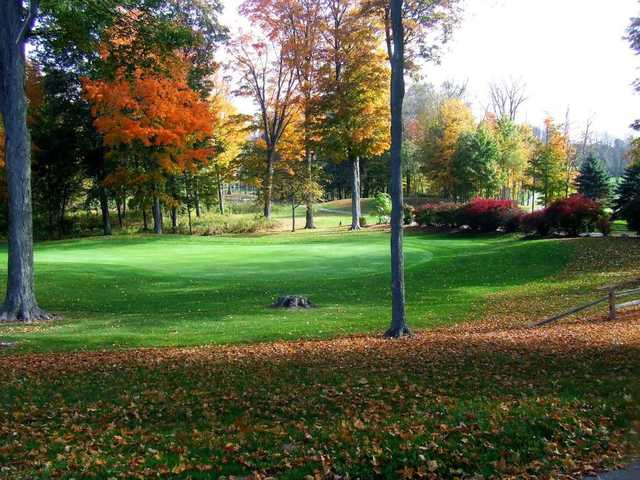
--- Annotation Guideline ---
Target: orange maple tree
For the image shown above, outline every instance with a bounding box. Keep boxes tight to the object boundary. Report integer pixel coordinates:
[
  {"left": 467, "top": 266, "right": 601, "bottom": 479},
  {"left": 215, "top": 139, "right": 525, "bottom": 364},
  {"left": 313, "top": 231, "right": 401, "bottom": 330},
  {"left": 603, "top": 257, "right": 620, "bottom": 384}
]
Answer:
[{"left": 83, "top": 62, "right": 214, "bottom": 175}]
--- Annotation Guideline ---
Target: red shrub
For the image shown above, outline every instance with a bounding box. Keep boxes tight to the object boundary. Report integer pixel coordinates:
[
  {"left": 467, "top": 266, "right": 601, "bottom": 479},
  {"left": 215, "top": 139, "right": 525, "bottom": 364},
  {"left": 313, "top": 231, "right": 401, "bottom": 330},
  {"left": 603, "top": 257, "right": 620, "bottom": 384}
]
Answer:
[
  {"left": 546, "top": 194, "right": 603, "bottom": 236},
  {"left": 460, "top": 199, "right": 523, "bottom": 232},
  {"left": 520, "top": 210, "right": 552, "bottom": 236},
  {"left": 414, "top": 202, "right": 461, "bottom": 227}
]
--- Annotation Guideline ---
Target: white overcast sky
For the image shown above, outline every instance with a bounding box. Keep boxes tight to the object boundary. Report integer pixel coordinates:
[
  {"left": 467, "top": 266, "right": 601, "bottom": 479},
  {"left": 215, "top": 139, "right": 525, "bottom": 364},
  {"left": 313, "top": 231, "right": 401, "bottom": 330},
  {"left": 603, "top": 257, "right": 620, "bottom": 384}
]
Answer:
[{"left": 221, "top": 0, "right": 640, "bottom": 140}]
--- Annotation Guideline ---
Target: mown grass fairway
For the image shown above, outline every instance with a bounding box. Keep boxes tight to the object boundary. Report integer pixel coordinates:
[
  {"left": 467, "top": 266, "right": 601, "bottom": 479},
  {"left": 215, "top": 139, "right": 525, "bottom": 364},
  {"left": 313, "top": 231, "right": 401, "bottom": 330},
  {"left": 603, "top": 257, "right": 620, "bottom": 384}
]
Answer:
[{"left": 0, "top": 231, "right": 572, "bottom": 351}]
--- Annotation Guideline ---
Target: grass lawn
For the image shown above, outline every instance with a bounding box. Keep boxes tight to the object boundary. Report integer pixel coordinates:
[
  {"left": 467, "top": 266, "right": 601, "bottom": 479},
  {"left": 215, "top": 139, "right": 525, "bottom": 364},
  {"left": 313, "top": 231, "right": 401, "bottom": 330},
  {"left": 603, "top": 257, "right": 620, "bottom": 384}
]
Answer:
[
  {"left": 0, "top": 224, "right": 639, "bottom": 479},
  {"left": 0, "top": 230, "right": 574, "bottom": 352}
]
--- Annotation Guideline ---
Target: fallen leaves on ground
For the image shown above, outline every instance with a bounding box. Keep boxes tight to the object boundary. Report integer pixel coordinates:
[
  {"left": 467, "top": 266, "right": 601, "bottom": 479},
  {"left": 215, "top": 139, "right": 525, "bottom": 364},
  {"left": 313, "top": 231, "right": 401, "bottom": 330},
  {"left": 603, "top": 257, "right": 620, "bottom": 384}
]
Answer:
[{"left": 1, "top": 312, "right": 639, "bottom": 479}]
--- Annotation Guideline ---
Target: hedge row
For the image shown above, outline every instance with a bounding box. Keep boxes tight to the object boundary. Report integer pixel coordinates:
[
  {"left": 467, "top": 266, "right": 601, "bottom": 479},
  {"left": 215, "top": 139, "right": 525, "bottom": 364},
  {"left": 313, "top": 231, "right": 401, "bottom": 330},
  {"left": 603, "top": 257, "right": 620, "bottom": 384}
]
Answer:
[{"left": 413, "top": 195, "right": 610, "bottom": 236}]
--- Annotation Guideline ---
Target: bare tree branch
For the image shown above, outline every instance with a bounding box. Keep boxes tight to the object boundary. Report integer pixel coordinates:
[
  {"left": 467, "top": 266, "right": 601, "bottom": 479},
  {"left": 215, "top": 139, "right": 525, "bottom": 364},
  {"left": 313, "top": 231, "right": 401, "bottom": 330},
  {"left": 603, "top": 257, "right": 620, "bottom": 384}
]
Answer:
[
  {"left": 15, "top": 0, "right": 40, "bottom": 45},
  {"left": 489, "top": 78, "right": 528, "bottom": 122}
]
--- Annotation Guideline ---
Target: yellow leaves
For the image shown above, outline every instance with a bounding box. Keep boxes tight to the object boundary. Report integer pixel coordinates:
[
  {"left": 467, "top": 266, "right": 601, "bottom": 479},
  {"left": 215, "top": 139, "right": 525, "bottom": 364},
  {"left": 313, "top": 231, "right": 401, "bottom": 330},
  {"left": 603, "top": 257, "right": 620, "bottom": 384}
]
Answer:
[
  {"left": 439, "top": 98, "right": 475, "bottom": 160},
  {"left": 423, "top": 98, "right": 475, "bottom": 193}
]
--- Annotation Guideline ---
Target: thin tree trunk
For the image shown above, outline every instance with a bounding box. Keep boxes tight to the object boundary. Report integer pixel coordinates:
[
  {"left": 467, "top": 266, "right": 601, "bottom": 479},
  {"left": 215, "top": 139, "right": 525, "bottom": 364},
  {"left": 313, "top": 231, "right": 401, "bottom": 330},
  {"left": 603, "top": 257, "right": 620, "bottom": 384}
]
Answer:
[
  {"left": 0, "top": 0, "right": 50, "bottom": 321},
  {"left": 216, "top": 167, "right": 225, "bottom": 215},
  {"left": 142, "top": 208, "right": 148, "bottom": 231},
  {"left": 171, "top": 207, "right": 177, "bottom": 231},
  {"left": 186, "top": 200, "right": 192, "bottom": 235},
  {"left": 384, "top": 0, "right": 410, "bottom": 338},
  {"left": 183, "top": 172, "right": 192, "bottom": 235},
  {"left": 291, "top": 201, "right": 296, "bottom": 232},
  {"left": 264, "top": 148, "right": 275, "bottom": 219},
  {"left": 304, "top": 150, "right": 316, "bottom": 229},
  {"left": 116, "top": 197, "right": 123, "bottom": 227},
  {"left": 59, "top": 190, "right": 68, "bottom": 236},
  {"left": 152, "top": 194, "right": 163, "bottom": 234},
  {"left": 350, "top": 156, "right": 362, "bottom": 230},
  {"left": 99, "top": 185, "right": 112, "bottom": 235},
  {"left": 194, "top": 176, "right": 201, "bottom": 217}
]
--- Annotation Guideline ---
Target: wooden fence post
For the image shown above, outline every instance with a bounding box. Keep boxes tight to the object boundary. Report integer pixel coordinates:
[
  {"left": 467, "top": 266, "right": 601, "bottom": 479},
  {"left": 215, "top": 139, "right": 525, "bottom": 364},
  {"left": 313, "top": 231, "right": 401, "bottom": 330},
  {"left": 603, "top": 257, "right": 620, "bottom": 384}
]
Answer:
[{"left": 608, "top": 289, "right": 616, "bottom": 320}]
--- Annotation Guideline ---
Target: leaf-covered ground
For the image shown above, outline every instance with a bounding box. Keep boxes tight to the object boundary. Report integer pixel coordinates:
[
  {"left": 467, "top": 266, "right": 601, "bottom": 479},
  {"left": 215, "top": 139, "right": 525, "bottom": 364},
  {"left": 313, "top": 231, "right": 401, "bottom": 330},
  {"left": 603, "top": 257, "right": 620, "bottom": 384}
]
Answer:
[
  {"left": 1, "top": 313, "right": 639, "bottom": 479},
  {"left": 0, "top": 236, "right": 639, "bottom": 479}
]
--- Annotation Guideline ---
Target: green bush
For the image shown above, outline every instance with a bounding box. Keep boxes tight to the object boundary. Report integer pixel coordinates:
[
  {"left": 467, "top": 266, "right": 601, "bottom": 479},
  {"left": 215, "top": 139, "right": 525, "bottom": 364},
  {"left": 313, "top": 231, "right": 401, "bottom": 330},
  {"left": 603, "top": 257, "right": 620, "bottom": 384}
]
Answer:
[
  {"left": 403, "top": 204, "right": 414, "bottom": 225},
  {"left": 190, "top": 214, "right": 276, "bottom": 235},
  {"left": 373, "top": 193, "right": 392, "bottom": 223},
  {"left": 359, "top": 216, "right": 368, "bottom": 227}
]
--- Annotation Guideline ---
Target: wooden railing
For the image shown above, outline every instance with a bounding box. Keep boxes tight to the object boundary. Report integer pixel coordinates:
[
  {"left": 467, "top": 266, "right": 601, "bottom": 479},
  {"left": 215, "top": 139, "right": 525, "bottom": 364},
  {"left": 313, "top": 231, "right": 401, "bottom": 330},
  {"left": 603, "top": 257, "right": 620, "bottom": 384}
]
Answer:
[{"left": 530, "top": 280, "right": 640, "bottom": 328}]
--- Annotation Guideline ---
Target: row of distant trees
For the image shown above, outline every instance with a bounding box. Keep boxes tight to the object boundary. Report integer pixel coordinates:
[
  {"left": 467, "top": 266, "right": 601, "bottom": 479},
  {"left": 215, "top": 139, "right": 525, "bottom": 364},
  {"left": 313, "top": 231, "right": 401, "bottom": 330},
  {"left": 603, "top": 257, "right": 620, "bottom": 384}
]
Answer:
[{"left": 400, "top": 79, "right": 636, "bottom": 210}]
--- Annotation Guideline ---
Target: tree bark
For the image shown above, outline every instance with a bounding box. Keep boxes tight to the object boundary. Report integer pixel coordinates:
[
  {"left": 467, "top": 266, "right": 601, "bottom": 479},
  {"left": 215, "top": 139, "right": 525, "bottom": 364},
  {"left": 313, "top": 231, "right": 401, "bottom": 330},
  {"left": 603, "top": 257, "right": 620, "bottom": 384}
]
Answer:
[
  {"left": 194, "top": 177, "right": 201, "bottom": 217},
  {"left": 264, "top": 148, "right": 275, "bottom": 219},
  {"left": 0, "top": 0, "right": 50, "bottom": 322},
  {"left": 152, "top": 195, "right": 163, "bottom": 234},
  {"left": 98, "top": 180, "right": 112, "bottom": 235},
  {"left": 142, "top": 208, "right": 148, "bottom": 231},
  {"left": 216, "top": 167, "right": 225, "bottom": 215},
  {"left": 116, "top": 197, "right": 123, "bottom": 227},
  {"left": 384, "top": 0, "right": 410, "bottom": 338},
  {"left": 350, "top": 156, "right": 362, "bottom": 230},
  {"left": 304, "top": 150, "right": 316, "bottom": 229},
  {"left": 171, "top": 207, "right": 177, "bottom": 231},
  {"left": 186, "top": 199, "right": 192, "bottom": 235},
  {"left": 291, "top": 201, "right": 296, "bottom": 232}
]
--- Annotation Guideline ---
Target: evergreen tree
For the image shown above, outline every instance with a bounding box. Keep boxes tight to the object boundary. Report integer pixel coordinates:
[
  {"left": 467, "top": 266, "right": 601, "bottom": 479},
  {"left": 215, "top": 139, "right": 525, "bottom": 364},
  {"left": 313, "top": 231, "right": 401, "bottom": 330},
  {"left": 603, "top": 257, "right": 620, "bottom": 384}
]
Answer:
[
  {"left": 575, "top": 153, "right": 610, "bottom": 202},
  {"left": 614, "top": 161, "right": 640, "bottom": 233}
]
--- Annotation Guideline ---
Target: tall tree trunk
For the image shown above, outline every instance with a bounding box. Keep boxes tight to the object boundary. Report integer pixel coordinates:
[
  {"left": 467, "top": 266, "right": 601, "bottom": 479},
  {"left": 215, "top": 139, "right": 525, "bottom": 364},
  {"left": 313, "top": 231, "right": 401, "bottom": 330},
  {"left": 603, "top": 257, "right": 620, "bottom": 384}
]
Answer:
[
  {"left": 350, "top": 156, "right": 362, "bottom": 230},
  {"left": 152, "top": 195, "right": 163, "bottom": 234},
  {"left": 98, "top": 186, "right": 112, "bottom": 236},
  {"left": 264, "top": 148, "right": 275, "bottom": 219},
  {"left": 216, "top": 167, "right": 225, "bottom": 215},
  {"left": 116, "top": 197, "right": 123, "bottom": 227},
  {"left": 384, "top": 0, "right": 410, "bottom": 338},
  {"left": 171, "top": 207, "right": 177, "bottom": 231},
  {"left": 0, "top": 0, "right": 50, "bottom": 321},
  {"left": 406, "top": 172, "right": 412, "bottom": 195},
  {"left": 59, "top": 190, "right": 68, "bottom": 236},
  {"left": 291, "top": 201, "right": 296, "bottom": 232},
  {"left": 194, "top": 177, "right": 201, "bottom": 217},
  {"left": 304, "top": 150, "right": 316, "bottom": 229},
  {"left": 186, "top": 198, "right": 192, "bottom": 235}
]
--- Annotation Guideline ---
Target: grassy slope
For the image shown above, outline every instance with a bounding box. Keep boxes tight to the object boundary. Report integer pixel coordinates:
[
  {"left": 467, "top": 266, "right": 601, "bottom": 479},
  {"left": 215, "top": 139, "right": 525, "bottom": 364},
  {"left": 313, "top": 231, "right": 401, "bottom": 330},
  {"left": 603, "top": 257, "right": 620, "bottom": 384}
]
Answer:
[{"left": 0, "top": 230, "right": 572, "bottom": 352}]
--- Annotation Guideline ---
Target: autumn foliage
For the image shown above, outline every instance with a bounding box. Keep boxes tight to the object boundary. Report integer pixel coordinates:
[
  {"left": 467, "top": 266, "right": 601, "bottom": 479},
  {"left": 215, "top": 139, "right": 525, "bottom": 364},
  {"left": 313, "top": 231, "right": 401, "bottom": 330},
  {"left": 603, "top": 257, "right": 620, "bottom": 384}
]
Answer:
[
  {"left": 83, "top": 63, "right": 215, "bottom": 175},
  {"left": 459, "top": 199, "right": 523, "bottom": 232}
]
